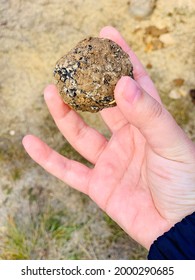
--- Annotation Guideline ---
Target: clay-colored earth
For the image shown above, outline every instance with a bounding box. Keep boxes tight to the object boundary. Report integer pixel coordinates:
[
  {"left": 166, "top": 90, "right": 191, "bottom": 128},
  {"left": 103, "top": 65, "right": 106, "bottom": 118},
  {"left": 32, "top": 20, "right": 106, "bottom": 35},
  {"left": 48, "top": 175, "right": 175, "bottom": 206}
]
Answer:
[{"left": 0, "top": 0, "right": 194, "bottom": 259}]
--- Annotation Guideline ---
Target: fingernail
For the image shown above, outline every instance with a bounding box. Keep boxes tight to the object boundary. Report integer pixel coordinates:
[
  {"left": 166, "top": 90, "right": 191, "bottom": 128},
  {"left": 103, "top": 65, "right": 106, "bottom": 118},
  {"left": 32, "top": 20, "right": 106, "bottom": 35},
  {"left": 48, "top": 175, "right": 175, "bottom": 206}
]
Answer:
[
  {"left": 44, "top": 84, "right": 57, "bottom": 100},
  {"left": 122, "top": 77, "right": 142, "bottom": 104}
]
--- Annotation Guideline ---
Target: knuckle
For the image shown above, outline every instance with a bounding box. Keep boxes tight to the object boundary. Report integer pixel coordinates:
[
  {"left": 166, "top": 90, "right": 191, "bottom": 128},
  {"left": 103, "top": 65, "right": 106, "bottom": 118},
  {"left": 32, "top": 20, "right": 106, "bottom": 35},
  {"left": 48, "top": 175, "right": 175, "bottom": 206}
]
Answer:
[
  {"left": 148, "top": 100, "right": 163, "bottom": 120},
  {"left": 75, "top": 122, "right": 89, "bottom": 139}
]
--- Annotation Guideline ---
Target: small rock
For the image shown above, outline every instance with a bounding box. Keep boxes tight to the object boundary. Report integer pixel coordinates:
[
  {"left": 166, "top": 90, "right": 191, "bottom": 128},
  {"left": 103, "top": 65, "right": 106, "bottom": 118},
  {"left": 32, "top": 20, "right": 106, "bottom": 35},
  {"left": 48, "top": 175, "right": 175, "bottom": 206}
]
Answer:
[
  {"left": 169, "top": 87, "right": 188, "bottom": 99},
  {"left": 159, "top": 33, "right": 175, "bottom": 46},
  {"left": 129, "top": 0, "right": 157, "bottom": 18},
  {"left": 9, "top": 130, "right": 15, "bottom": 136},
  {"left": 169, "top": 89, "right": 181, "bottom": 99}
]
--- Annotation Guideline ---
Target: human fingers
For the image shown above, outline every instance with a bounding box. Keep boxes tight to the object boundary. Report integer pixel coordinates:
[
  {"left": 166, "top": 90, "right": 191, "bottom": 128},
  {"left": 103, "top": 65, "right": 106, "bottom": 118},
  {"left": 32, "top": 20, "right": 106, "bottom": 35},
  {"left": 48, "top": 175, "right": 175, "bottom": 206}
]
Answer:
[
  {"left": 22, "top": 135, "right": 91, "bottom": 194},
  {"left": 99, "top": 26, "right": 161, "bottom": 103},
  {"left": 99, "top": 26, "right": 161, "bottom": 133},
  {"left": 115, "top": 76, "right": 195, "bottom": 160},
  {"left": 44, "top": 84, "right": 107, "bottom": 164},
  {"left": 100, "top": 106, "right": 129, "bottom": 133}
]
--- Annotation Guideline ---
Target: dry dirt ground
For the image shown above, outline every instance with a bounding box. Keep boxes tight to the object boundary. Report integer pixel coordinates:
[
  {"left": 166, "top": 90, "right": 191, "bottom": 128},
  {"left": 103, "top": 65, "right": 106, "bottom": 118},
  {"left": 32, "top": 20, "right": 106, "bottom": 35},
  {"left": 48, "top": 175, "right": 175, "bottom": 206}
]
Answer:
[{"left": 0, "top": 0, "right": 194, "bottom": 259}]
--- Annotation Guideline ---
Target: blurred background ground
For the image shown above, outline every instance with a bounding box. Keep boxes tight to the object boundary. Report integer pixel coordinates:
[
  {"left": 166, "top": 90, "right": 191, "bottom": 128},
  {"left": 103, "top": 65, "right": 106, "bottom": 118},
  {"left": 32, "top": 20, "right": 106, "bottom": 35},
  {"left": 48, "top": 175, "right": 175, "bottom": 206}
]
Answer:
[{"left": 0, "top": 0, "right": 194, "bottom": 259}]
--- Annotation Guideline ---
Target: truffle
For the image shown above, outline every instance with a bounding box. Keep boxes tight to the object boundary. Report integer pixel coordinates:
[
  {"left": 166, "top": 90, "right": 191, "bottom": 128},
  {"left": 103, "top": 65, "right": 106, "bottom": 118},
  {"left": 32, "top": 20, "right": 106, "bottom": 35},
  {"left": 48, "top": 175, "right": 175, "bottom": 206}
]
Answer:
[{"left": 54, "top": 37, "right": 133, "bottom": 112}]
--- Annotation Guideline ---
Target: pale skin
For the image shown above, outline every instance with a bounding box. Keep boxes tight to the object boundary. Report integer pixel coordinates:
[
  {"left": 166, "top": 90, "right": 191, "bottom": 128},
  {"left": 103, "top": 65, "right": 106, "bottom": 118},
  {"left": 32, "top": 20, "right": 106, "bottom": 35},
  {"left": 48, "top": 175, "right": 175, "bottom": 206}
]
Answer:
[{"left": 23, "top": 26, "right": 195, "bottom": 250}]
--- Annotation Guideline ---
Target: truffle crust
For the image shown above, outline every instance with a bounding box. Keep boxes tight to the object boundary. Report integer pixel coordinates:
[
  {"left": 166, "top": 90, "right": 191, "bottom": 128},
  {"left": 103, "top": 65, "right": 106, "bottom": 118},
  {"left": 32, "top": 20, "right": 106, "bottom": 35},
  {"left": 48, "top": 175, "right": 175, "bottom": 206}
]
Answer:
[{"left": 54, "top": 37, "right": 133, "bottom": 112}]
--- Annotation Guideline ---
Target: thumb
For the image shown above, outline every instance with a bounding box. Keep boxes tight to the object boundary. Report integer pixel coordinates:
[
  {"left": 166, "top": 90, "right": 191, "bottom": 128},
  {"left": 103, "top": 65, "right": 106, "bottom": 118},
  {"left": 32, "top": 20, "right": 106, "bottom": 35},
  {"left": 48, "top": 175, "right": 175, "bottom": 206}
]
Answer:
[{"left": 115, "top": 76, "right": 193, "bottom": 159}]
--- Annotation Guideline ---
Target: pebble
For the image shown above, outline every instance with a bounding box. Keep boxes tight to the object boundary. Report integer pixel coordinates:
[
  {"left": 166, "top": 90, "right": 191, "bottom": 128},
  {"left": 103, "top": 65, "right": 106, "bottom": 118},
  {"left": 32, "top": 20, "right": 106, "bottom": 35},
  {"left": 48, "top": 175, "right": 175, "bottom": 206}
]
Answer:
[
  {"left": 129, "top": 0, "right": 157, "bottom": 18},
  {"left": 9, "top": 130, "right": 15, "bottom": 136},
  {"left": 159, "top": 33, "right": 175, "bottom": 46},
  {"left": 169, "top": 87, "right": 188, "bottom": 99}
]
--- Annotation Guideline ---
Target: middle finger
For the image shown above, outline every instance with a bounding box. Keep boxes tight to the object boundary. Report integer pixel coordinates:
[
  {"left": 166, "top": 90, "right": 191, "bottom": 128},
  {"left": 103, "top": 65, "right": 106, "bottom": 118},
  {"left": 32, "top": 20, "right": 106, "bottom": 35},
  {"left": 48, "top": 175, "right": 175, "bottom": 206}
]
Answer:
[{"left": 44, "top": 84, "right": 108, "bottom": 164}]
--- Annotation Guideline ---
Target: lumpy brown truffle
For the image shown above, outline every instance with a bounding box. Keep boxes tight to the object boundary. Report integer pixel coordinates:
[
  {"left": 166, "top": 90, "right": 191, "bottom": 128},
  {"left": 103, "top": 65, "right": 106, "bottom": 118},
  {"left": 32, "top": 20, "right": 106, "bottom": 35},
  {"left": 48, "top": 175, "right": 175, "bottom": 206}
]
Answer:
[{"left": 54, "top": 37, "right": 133, "bottom": 112}]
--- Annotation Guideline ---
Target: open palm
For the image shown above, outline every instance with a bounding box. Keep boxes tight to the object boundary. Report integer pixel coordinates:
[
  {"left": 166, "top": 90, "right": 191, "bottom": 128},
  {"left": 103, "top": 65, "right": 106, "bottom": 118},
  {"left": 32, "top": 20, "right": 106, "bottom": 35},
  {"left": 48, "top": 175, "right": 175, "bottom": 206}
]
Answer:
[{"left": 23, "top": 27, "right": 195, "bottom": 249}]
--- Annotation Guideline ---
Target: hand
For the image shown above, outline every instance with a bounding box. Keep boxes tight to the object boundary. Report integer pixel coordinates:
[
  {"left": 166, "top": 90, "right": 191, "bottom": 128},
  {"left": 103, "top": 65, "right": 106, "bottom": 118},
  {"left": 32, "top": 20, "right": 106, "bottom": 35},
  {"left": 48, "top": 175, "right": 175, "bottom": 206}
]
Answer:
[{"left": 22, "top": 26, "right": 195, "bottom": 249}]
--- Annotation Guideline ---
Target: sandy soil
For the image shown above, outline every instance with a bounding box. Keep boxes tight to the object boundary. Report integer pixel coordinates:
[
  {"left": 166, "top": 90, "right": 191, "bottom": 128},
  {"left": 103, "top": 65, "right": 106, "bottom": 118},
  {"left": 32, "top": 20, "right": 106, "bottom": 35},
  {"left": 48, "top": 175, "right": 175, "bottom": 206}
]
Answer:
[{"left": 0, "top": 0, "right": 194, "bottom": 259}]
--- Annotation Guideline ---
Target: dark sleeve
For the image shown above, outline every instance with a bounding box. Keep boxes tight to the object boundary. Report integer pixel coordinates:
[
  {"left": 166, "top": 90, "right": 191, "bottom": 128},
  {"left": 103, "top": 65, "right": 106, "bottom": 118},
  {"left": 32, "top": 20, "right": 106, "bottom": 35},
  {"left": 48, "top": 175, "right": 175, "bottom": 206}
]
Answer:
[{"left": 148, "top": 212, "right": 195, "bottom": 260}]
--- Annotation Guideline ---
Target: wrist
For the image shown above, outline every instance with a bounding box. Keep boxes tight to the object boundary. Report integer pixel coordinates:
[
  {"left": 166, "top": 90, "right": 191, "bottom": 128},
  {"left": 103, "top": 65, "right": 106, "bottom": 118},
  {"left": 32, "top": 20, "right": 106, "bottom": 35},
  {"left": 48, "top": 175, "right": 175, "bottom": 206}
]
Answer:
[{"left": 148, "top": 211, "right": 195, "bottom": 259}]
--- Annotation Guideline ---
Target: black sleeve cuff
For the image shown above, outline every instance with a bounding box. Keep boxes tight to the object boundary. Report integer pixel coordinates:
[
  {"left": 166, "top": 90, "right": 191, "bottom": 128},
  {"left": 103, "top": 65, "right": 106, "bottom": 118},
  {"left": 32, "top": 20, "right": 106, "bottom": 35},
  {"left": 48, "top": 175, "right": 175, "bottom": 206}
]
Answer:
[{"left": 148, "top": 212, "right": 195, "bottom": 260}]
